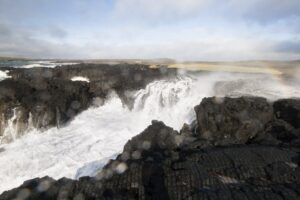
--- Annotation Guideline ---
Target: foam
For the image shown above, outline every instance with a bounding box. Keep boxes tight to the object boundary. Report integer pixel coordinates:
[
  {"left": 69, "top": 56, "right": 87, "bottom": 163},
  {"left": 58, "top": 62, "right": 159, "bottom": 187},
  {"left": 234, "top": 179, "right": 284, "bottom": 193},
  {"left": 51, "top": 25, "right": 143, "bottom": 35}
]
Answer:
[
  {"left": 0, "top": 72, "right": 299, "bottom": 193},
  {"left": 71, "top": 76, "right": 90, "bottom": 83},
  {"left": 0, "top": 70, "right": 11, "bottom": 81},
  {"left": 20, "top": 61, "right": 77, "bottom": 68}
]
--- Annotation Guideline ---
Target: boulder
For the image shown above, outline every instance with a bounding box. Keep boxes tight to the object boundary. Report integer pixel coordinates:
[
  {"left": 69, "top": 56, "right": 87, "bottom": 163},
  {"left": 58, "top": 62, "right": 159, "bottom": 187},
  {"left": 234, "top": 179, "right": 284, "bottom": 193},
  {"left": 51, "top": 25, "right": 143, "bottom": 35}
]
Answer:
[
  {"left": 273, "top": 99, "right": 300, "bottom": 129},
  {"left": 194, "top": 97, "right": 273, "bottom": 145},
  {"left": 123, "top": 121, "right": 180, "bottom": 155}
]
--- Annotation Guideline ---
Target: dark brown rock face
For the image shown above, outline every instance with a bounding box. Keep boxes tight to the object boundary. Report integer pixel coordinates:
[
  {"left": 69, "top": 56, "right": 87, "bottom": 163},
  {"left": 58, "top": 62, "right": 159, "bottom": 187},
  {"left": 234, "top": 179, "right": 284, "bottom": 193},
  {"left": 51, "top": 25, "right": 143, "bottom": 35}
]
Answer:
[
  {"left": 194, "top": 97, "right": 273, "bottom": 145},
  {"left": 1, "top": 97, "right": 300, "bottom": 200}
]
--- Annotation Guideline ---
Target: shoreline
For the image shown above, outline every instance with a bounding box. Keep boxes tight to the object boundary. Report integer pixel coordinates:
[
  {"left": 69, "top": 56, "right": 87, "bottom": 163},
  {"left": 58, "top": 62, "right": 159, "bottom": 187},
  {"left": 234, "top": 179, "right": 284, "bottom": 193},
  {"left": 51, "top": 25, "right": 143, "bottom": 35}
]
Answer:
[{"left": 1, "top": 96, "right": 299, "bottom": 199}]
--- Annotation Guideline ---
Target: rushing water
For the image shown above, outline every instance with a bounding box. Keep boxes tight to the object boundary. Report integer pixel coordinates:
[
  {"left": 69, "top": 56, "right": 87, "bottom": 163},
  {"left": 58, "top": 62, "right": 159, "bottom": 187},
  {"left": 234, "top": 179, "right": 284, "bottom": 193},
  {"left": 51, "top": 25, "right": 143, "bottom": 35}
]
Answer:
[{"left": 0, "top": 71, "right": 299, "bottom": 193}]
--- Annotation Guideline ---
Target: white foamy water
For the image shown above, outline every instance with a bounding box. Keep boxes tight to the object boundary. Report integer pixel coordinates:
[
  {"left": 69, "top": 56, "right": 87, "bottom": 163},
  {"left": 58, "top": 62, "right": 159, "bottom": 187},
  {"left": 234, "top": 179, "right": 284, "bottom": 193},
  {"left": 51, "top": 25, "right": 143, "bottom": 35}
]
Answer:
[
  {"left": 0, "top": 72, "right": 299, "bottom": 193},
  {"left": 0, "top": 70, "right": 11, "bottom": 81},
  {"left": 0, "top": 60, "right": 77, "bottom": 69},
  {"left": 71, "top": 76, "right": 90, "bottom": 83},
  {"left": 19, "top": 61, "right": 78, "bottom": 68}
]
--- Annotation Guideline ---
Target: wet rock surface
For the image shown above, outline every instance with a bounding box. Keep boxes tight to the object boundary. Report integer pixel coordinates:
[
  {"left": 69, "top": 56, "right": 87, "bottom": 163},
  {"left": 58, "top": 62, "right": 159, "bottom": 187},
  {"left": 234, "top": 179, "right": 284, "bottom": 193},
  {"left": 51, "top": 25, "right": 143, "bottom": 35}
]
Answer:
[
  {"left": 273, "top": 99, "right": 300, "bottom": 129},
  {"left": 194, "top": 97, "right": 273, "bottom": 145},
  {"left": 1, "top": 97, "right": 300, "bottom": 199},
  {"left": 1, "top": 145, "right": 299, "bottom": 200},
  {"left": 0, "top": 64, "right": 177, "bottom": 140}
]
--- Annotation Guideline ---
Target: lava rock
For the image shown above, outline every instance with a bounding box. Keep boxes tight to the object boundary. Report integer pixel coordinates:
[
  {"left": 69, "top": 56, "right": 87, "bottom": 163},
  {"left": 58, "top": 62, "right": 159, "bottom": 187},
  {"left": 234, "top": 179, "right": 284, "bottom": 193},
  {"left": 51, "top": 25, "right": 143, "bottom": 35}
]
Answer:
[
  {"left": 1, "top": 97, "right": 300, "bottom": 199},
  {"left": 273, "top": 99, "right": 300, "bottom": 129},
  {"left": 123, "top": 120, "right": 181, "bottom": 155},
  {"left": 194, "top": 97, "right": 273, "bottom": 145},
  {"left": 0, "top": 78, "right": 92, "bottom": 140},
  {"left": 1, "top": 145, "right": 300, "bottom": 200},
  {"left": 0, "top": 64, "right": 177, "bottom": 141}
]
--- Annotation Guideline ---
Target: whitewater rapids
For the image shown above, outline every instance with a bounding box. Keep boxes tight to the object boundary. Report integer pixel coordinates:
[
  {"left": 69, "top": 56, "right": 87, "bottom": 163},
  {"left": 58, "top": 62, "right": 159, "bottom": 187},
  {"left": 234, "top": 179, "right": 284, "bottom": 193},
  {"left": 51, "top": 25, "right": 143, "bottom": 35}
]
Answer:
[{"left": 0, "top": 72, "right": 300, "bottom": 193}]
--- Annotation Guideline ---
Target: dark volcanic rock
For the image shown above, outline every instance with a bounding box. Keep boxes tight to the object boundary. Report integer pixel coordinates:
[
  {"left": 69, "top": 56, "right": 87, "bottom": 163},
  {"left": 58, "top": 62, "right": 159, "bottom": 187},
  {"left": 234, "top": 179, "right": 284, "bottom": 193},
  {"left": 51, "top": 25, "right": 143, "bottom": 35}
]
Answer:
[
  {"left": 1, "top": 143, "right": 299, "bottom": 199},
  {"left": 273, "top": 99, "right": 300, "bottom": 129},
  {"left": 8, "top": 64, "right": 177, "bottom": 99},
  {"left": 194, "top": 97, "right": 273, "bottom": 145},
  {"left": 1, "top": 97, "right": 300, "bottom": 199},
  {"left": 265, "top": 119, "right": 298, "bottom": 144},
  {"left": 0, "top": 64, "right": 177, "bottom": 141},
  {"left": 264, "top": 99, "right": 300, "bottom": 146},
  {"left": 123, "top": 120, "right": 180, "bottom": 154},
  {"left": 0, "top": 78, "right": 91, "bottom": 141}
]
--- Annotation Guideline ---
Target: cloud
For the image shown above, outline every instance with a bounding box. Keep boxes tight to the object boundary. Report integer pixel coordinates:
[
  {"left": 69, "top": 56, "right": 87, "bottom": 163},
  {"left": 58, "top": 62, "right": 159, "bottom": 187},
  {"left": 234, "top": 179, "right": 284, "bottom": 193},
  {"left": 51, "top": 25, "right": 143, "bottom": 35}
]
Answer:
[
  {"left": 275, "top": 40, "right": 300, "bottom": 54},
  {"left": 0, "top": 22, "right": 84, "bottom": 59},
  {"left": 112, "top": 0, "right": 300, "bottom": 23},
  {"left": 0, "top": 23, "right": 12, "bottom": 37},
  {"left": 0, "top": 20, "right": 298, "bottom": 61},
  {"left": 225, "top": 0, "right": 300, "bottom": 22},
  {"left": 0, "top": 1, "right": 299, "bottom": 60},
  {"left": 113, "top": 0, "right": 212, "bottom": 19},
  {"left": 48, "top": 26, "right": 68, "bottom": 39}
]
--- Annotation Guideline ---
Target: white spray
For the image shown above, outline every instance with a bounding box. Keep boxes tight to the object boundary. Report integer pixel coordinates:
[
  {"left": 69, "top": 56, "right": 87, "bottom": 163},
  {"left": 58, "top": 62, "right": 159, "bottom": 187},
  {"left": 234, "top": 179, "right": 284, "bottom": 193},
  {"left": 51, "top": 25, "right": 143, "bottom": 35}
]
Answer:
[{"left": 0, "top": 72, "right": 299, "bottom": 193}]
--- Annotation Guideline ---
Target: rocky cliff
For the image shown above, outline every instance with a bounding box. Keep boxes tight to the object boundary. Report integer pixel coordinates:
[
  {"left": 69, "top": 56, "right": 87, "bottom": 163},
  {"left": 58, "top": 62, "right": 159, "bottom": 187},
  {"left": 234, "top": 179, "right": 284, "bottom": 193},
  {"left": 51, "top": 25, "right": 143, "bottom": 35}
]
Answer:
[
  {"left": 1, "top": 97, "right": 299, "bottom": 200},
  {"left": 0, "top": 64, "right": 177, "bottom": 142}
]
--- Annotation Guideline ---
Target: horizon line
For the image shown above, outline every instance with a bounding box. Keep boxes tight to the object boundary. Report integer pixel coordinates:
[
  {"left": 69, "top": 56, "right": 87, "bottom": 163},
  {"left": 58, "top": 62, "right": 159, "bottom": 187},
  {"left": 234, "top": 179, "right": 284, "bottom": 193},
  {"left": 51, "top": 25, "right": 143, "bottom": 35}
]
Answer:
[{"left": 0, "top": 56, "right": 299, "bottom": 63}]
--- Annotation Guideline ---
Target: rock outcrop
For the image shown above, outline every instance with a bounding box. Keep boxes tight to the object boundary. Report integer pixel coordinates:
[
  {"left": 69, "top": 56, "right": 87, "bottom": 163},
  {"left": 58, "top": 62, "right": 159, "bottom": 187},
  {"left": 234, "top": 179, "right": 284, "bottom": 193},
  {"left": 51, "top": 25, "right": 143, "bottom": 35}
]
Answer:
[
  {"left": 0, "top": 78, "right": 92, "bottom": 142},
  {"left": 273, "top": 99, "right": 300, "bottom": 129},
  {"left": 1, "top": 97, "right": 300, "bottom": 200},
  {"left": 194, "top": 97, "right": 273, "bottom": 145},
  {"left": 0, "top": 64, "right": 177, "bottom": 141}
]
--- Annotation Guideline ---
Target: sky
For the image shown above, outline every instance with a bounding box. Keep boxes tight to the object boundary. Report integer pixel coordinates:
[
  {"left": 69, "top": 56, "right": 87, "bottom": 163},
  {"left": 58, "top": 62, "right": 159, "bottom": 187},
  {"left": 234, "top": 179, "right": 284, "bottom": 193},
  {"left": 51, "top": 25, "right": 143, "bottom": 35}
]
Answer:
[{"left": 0, "top": 0, "right": 300, "bottom": 61}]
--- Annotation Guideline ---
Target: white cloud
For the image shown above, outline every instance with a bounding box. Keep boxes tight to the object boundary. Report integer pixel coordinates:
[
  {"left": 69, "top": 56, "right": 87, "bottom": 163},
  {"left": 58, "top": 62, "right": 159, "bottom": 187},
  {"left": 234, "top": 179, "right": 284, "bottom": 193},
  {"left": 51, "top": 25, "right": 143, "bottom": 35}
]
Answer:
[
  {"left": 112, "top": 0, "right": 300, "bottom": 23},
  {"left": 0, "top": 0, "right": 300, "bottom": 60},
  {"left": 226, "top": 0, "right": 300, "bottom": 20},
  {"left": 0, "top": 19, "right": 299, "bottom": 61},
  {"left": 48, "top": 26, "right": 68, "bottom": 39},
  {"left": 113, "top": 0, "right": 211, "bottom": 18}
]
